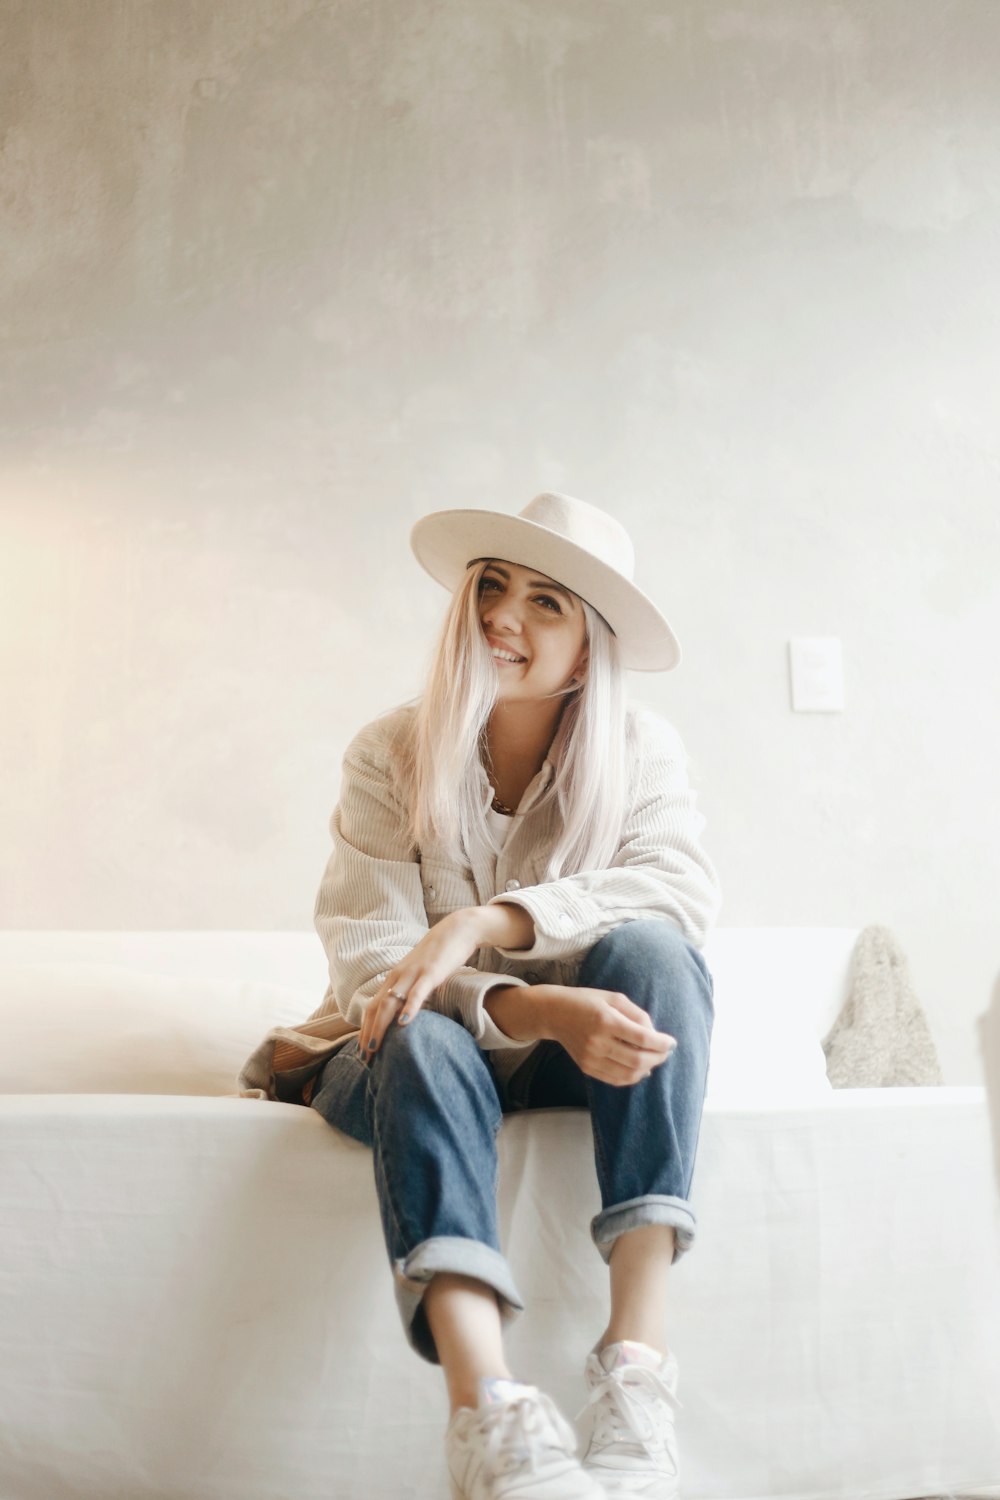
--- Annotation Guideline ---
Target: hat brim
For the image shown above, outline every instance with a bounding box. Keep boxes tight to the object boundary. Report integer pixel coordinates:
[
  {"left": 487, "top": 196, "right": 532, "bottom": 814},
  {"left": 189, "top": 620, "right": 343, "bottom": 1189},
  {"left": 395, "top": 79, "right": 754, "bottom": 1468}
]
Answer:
[{"left": 410, "top": 508, "right": 681, "bottom": 672}]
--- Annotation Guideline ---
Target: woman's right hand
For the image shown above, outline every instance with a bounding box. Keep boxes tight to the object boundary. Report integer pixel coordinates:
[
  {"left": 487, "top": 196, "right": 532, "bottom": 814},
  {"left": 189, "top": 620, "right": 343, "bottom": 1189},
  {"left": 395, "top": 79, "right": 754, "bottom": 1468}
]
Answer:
[{"left": 537, "top": 984, "right": 676, "bottom": 1087}]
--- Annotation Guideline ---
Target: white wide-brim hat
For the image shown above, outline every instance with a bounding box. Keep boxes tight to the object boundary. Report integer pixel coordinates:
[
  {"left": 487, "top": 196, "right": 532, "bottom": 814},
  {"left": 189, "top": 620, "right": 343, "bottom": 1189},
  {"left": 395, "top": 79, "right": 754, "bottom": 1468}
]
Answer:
[{"left": 410, "top": 492, "right": 681, "bottom": 672}]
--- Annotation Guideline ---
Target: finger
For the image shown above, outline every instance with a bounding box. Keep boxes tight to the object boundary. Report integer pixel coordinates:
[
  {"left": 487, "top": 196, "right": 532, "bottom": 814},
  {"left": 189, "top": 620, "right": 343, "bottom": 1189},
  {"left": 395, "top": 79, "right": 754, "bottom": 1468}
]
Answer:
[
  {"left": 588, "top": 1054, "right": 656, "bottom": 1087},
  {"left": 359, "top": 985, "right": 390, "bottom": 1053},
  {"left": 606, "top": 1012, "right": 674, "bottom": 1054},
  {"left": 606, "top": 1038, "right": 674, "bottom": 1084},
  {"left": 363, "top": 986, "right": 408, "bottom": 1062},
  {"left": 360, "top": 1003, "right": 384, "bottom": 1065},
  {"left": 396, "top": 988, "right": 428, "bottom": 1026},
  {"left": 605, "top": 1033, "right": 665, "bottom": 1063},
  {"left": 602, "top": 1038, "right": 670, "bottom": 1075},
  {"left": 368, "top": 976, "right": 434, "bottom": 1053},
  {"left": 618, "top": 1030, "right": 675, "bottom": 1060},
  {"left": 605, "top": 990, "right": 658, "bottom": 1029},
  {"left": 359, "top": 987, "right": 389, "bottom": 1051},
  {"left": 604, "top": 995, "right": 675, "bottom": 1051}
]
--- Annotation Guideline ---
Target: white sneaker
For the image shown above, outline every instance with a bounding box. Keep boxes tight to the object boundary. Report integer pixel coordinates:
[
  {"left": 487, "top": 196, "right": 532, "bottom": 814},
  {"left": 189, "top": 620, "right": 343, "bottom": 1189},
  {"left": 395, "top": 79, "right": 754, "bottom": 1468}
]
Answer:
[
  {"left": 446, "top": 1377, "right": 607, "bottom": 1500},
  {"left": 577, "top": 1340, "right": 683, "bottom": 1499}
]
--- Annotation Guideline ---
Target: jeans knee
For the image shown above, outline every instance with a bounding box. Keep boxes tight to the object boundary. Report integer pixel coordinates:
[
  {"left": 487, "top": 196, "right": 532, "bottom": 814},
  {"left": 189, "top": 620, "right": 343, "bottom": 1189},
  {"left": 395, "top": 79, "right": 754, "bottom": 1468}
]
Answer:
[
  {"left": 592, "top": 918, "right": 687, "bottom": 962},
  {"left": 377, "top": 1009, "right": 462, "bottom": 1070},
  {"left": 580, "top": 920, "right": 714, "bottom": 1031},
  {"left": 582, "top": 918, "right": 688, "bottom": 986},
  {"left": 372, "top": 1011, "right": 501, "bottom": 1134},
  {"left": 373, "top": 1010, "right": 492, "bottom": 1096}
]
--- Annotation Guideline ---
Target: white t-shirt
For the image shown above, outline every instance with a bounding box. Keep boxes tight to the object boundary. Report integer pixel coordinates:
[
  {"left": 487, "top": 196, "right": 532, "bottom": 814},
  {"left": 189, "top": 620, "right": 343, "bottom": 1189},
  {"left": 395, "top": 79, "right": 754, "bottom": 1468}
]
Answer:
[
  {"left": 484, "top": 803, "right": 538, "bottom": 1084},
  {"left": 485, "top": 804, "right": 515, "bottom": 849}
]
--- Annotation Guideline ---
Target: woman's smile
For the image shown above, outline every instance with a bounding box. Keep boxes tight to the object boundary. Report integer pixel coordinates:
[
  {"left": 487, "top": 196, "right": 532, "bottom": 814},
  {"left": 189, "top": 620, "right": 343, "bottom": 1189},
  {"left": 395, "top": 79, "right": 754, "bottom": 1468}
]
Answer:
[{"left": 485, "top": 634, "right": 527, "bottom": 665}]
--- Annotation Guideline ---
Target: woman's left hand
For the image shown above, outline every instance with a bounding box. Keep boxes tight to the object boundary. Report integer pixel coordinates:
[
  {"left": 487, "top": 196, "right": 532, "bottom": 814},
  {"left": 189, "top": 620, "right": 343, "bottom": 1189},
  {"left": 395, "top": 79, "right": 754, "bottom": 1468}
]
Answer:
[{"left": 359, "top": 907, "right": 487, "bottom": 1064}]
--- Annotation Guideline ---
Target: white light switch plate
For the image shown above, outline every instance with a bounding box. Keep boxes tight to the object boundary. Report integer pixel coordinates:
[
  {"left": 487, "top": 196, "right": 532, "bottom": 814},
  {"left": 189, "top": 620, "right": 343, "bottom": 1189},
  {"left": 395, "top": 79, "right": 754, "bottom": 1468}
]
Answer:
[{"left": 789, "top": 637, "right": 845, "bottom": 712}]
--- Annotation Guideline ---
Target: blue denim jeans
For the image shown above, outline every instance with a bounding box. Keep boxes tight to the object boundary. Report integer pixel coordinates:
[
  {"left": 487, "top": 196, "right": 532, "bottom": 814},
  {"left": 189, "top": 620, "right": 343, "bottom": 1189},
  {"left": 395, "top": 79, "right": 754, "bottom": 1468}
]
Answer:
[{"left": 309, "top": 918, "right": 714, "bottom": 1364}]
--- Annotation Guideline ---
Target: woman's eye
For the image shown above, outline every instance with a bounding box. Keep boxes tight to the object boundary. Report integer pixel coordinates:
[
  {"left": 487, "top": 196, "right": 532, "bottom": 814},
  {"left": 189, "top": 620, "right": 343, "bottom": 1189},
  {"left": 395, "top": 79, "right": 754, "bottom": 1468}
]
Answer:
[
  {"left": 478, "top": 577, "right": 501, "bottom": 593},
  {"left": 536, "top": 595, "right": 562, "bottom": 613}
]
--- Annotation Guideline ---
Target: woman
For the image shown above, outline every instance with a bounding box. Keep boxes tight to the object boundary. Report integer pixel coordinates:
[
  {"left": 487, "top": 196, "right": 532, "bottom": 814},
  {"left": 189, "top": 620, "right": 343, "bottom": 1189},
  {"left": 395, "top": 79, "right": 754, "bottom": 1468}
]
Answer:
[{"left": 308, "top": 492, "right": 720, "bottom": 1500}]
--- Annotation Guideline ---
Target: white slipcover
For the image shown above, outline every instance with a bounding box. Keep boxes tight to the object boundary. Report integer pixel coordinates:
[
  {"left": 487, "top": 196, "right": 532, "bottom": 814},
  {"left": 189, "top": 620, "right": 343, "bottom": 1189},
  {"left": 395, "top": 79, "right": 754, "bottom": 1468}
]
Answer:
[{"left": 0, "top": 928, "right": 997, "bottom": 1500}]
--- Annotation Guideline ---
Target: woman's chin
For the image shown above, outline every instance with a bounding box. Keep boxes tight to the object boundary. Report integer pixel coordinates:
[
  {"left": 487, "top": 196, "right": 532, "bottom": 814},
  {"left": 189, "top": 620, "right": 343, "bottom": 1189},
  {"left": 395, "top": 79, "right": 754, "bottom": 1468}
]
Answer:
[{"left": 493, "top": 683, "right": 563, "bottom": 708}]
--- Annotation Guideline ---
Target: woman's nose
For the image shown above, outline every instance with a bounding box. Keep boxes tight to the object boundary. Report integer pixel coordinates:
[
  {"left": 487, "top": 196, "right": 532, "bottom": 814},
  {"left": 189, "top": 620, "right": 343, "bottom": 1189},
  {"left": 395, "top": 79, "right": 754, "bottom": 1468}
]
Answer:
[{"left": 482, "top": 595, "right": 524, "bottom": 633}]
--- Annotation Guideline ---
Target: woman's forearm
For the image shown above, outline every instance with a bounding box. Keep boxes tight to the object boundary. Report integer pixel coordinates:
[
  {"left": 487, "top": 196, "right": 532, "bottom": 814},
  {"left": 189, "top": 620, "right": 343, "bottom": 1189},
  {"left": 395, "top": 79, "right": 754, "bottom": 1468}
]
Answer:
[
  {"left": 474, "top": 902, "right": 543, "bottom": 1039},
  {"left": 475, "top": 900, "right": 536, "bottom": 952}
]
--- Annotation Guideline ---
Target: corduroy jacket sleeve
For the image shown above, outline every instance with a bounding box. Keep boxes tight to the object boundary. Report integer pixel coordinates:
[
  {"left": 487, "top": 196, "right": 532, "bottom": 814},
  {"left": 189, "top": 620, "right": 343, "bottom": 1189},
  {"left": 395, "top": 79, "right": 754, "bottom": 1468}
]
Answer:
[
  {"left": 312, "top": 715, "right": 532, "bottom": 1051},
  {"left": 485, "top": 709, "right": 723, "bottom": 963}
]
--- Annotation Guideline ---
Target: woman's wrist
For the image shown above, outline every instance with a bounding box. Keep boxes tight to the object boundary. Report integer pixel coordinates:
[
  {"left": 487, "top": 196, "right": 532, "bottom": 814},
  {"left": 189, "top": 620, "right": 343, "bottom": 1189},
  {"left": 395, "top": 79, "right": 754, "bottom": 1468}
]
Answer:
[
  {"left": 474, "top": 900, "right": 536, "bottom": 953},
  {"left": 483, "top": 983, "right": 549, "bottom": 1043}
]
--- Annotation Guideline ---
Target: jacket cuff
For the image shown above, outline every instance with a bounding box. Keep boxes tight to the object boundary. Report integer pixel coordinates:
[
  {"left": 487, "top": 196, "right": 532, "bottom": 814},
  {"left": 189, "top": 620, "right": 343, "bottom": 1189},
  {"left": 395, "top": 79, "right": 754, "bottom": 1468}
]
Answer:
[{"left": 438, "top": 969, "right": 536, "bottom": 1052}]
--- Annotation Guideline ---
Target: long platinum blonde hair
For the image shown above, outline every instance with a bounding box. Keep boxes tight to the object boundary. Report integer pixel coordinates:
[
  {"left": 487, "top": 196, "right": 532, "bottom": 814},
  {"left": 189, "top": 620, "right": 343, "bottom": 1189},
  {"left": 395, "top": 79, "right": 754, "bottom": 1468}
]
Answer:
[{"left": 392, "top": 559, "right": 635, "bottom": 880}]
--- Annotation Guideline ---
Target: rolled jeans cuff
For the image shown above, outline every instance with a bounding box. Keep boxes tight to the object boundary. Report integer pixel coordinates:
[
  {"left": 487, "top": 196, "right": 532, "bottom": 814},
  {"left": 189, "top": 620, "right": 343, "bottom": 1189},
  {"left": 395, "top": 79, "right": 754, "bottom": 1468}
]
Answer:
[
  {"left": 393, "top": 1236, "right": 526, "bottom": 1364},
  {"left": 591, "top": 1195, "right": 697, "bottom": 1266}
]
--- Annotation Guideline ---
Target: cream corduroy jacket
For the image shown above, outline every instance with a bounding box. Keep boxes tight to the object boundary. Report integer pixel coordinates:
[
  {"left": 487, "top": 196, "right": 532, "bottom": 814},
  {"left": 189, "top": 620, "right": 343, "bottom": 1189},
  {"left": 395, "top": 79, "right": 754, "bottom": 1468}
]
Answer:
[{"left": 236, "top": 700, "right": 722, "bottom": 1102}]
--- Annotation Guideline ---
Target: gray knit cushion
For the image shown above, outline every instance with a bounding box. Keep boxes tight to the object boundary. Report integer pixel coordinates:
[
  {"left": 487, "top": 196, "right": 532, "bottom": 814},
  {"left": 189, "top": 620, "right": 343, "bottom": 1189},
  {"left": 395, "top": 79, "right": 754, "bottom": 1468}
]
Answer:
[{"left": 822, "top": 925, "right": 943, "bottom": 1088}]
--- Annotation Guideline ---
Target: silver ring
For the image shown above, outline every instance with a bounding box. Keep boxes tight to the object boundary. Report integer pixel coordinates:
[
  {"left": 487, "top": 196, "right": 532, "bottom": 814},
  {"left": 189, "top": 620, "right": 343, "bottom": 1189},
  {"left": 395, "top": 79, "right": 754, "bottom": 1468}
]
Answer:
[{"left": 388, "top": 989, "right": 407, "bottom": 1003}]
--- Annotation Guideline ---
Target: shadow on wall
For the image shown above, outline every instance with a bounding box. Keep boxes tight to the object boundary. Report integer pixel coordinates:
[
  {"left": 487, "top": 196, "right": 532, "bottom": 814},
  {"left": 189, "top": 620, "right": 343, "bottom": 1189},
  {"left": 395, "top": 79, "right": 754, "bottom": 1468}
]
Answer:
[{"left": 977, "top": 974, "right": 1000, "bottom": 1210}]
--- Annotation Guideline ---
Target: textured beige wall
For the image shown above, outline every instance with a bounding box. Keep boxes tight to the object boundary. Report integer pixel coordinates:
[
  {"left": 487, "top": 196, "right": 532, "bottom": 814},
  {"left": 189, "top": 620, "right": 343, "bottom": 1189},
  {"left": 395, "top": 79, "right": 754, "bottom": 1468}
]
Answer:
[{"left": 1, "top": 1, "right": 998, "bottom": 1083}]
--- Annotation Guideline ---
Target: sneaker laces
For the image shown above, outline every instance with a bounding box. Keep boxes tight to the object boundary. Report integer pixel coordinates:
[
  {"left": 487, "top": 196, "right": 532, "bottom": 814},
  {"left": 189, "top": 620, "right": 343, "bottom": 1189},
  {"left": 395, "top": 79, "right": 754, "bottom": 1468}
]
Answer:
[
  {"left": 478, "top": 1388, "right": 579, "bottom": 1481},
  {"left": 578, "top": 1363, "right": 682, "bottom": 1461}
]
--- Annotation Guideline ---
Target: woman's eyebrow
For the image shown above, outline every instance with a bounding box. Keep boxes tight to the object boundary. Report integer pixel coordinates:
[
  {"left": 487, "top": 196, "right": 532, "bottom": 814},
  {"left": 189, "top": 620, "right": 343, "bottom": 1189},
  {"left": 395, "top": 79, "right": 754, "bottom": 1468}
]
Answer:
[{"left": 483, "top": 563, "right": 575, "bottom": 606}]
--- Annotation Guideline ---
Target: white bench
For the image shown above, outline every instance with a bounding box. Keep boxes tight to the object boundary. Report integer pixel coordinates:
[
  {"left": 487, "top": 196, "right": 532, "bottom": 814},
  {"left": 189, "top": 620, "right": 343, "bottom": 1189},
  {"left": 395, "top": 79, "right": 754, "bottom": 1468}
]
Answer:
[{"left": 1, "top": 928, "right": 997, "bottom": 1500}]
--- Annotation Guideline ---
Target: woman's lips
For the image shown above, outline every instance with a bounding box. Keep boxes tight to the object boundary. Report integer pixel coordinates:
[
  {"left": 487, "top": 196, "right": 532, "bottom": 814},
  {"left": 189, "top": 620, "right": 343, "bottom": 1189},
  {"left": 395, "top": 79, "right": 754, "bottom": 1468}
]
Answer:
[{"left": 487, "top": 637, "right": 527, "bottom": 664}]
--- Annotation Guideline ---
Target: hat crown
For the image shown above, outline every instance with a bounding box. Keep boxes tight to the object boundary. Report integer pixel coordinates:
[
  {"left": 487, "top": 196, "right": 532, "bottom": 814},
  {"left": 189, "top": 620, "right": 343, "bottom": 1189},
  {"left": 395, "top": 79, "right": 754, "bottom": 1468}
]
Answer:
[{"left": 520, "top": 493, "right": 635, "bottom": 582}]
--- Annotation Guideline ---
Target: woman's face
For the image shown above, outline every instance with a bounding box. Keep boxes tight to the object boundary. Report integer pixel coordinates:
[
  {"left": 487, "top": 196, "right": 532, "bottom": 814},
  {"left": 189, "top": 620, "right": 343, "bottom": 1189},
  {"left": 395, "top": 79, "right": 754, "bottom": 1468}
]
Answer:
[{"left": 476, "top": 558, "right": 588, "bottom": 700}]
